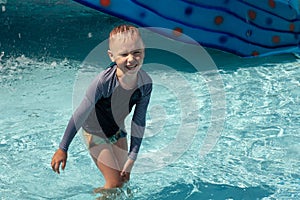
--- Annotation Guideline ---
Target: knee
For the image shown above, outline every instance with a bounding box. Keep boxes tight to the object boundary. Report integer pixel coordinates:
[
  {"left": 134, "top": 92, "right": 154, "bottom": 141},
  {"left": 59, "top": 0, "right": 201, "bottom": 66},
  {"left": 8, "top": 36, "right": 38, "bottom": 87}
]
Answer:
[{"left": 105, "top": 179, "right": 124, "bottom": 188}]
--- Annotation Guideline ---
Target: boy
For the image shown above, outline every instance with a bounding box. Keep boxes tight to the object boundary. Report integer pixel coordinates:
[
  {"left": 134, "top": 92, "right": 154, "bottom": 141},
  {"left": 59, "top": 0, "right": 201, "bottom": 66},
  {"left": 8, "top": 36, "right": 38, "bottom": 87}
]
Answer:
[{"left": 51, "top": 24, "right": 152, "bottom": 190}]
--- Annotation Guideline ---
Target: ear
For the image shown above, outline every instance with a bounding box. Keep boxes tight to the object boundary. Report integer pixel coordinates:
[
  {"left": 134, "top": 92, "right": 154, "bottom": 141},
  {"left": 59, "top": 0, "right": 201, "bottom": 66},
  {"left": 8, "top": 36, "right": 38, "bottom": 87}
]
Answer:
[{"left": 107, "top": 50, "right": 115, "bottom": 62}]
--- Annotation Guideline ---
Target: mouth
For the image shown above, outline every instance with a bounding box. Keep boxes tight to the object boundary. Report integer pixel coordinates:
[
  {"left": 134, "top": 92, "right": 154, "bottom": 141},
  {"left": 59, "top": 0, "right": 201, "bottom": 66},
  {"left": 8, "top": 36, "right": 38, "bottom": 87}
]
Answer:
[{"left": 126, "top": 65, "right": 137, "bottom": 71}]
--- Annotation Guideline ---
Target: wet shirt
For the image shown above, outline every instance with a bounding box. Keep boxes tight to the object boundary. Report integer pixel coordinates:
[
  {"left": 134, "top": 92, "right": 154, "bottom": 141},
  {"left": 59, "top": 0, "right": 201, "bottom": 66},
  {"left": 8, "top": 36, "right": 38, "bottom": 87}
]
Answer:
[{"left": 59, "top": 63, "right": 152, "bottom": 160}]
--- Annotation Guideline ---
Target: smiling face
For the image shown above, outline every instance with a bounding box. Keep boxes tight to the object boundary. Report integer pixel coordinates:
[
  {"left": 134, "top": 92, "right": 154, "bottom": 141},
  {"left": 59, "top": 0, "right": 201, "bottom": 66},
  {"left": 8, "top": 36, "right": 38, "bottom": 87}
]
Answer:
[{"left": 108, "top": 26, "right": 145, "bottom": 76}]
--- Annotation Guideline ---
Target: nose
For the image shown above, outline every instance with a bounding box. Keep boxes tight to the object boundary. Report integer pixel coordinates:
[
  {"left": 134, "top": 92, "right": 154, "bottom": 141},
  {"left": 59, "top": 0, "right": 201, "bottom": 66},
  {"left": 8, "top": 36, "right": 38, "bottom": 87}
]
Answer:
[{"left": 127, "top": 53, "right": 135, "bottom": 64}]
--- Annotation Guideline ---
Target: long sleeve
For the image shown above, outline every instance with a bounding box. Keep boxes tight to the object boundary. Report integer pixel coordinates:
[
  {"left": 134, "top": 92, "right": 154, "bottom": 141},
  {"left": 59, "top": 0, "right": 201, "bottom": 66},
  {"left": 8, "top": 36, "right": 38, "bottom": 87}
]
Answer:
[
  {"left": 128, "top": 83, "right": 152, "bottom": 160},
  {"left": 59, "top": 74, "right": 104, "bottom": 152}
]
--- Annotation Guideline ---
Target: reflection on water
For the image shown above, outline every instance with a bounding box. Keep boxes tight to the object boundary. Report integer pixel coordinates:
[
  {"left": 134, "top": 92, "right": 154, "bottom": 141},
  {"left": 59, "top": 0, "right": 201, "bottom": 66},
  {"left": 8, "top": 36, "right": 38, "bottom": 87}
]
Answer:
[{"left": 152, "top": 179, "right": 274, "bottom": 200}]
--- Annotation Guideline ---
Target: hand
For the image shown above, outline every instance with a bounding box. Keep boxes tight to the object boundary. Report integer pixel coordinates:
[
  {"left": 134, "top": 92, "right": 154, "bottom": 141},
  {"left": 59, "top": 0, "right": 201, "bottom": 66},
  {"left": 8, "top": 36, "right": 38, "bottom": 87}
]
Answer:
[
  {"left": 120, "top": 158, "right": 134, "bottom": 182},
  {"left": 51, "top": 148, "right": 67, "bottom": 174}
]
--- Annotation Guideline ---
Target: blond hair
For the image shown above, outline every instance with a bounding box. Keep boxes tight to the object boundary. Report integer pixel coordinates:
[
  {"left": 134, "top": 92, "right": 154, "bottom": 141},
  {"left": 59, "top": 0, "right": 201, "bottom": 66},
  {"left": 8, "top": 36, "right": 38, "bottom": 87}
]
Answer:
[{"left": 109, "top": 24, "right": 143, "bottom": 49}]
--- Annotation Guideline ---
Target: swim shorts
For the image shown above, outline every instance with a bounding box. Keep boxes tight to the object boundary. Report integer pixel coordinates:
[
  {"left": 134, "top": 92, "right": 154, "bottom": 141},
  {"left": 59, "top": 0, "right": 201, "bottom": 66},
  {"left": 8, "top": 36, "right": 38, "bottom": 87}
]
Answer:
[{"left": 83, "top": 130, "right": 127, "bottom": 148}]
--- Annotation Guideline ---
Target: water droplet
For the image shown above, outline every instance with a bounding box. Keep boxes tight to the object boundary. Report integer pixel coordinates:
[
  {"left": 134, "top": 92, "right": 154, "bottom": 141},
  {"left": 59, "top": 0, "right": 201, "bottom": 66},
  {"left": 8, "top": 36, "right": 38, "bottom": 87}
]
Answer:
[{"left": 0, "top": 51, "right": 4, "bottom": 60}]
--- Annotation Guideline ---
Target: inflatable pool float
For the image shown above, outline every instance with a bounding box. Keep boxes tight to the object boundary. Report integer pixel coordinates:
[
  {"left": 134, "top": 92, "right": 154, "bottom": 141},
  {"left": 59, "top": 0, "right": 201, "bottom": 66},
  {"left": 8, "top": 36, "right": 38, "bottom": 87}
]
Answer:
[{"left": 73, "top": 0, "right": 300, "bottom": 57}]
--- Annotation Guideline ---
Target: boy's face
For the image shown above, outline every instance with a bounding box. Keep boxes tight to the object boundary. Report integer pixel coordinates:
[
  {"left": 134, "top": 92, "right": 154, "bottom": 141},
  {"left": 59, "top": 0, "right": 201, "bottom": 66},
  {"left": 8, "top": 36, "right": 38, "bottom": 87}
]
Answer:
[{"left": 108, "top": 35, "right": 145, "bottom": 76}]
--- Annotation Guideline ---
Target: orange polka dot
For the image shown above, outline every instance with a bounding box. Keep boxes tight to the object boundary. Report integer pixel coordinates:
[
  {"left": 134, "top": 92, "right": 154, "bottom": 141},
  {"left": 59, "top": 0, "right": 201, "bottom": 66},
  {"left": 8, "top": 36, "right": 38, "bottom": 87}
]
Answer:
[
  {"left": 248, "top": 10, "right": 257, "bottom": 20},
  {"left": 268, "top": 0, "right": 276, "bottom": 8},
  {"left": 173, "top": 27, "right": 183, "bottom": 37},
  {"left": 252, "top": 51, "right": 259, "bottom": 57},
  {"left": 214, "top": 16, "right": 224, "bottom": 25},
  {"left": 272, "top": 36, "right": 280, "bottom": 43},
  {"left": 289, "top": 23, "right": 295, "bottom": 32},
  {"left": 100, "top": 0, "right": 110, "bottom": 7}
]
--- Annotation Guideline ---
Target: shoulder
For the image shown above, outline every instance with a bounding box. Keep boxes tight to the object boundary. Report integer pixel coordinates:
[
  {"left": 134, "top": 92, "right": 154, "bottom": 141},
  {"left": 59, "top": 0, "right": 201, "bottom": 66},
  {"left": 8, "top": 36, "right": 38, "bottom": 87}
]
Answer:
[
  {"left": 99, "top": 63, "right": 117, "bottom": 82},
  {"left": 138, "top": 69, "right": 152, "bottom": 96},
  {"left": 87, "top": 63, "right": 117, "bottom": 94},
  {"left": 90, "top": 63, "right": 117, "bottom": 88},
  {"left": 138, "top": 69, "right": 152, "bottom": 86}
]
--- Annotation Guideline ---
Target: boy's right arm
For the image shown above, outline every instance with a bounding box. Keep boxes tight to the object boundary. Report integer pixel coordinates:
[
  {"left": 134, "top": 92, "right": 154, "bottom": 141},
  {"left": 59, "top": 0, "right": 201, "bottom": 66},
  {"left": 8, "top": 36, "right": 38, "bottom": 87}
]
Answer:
[
  {"left": 51, "top": 74, "right": 104, "bottom": 173},
  {"left": 58, "top": 74, "right": 104, "bottom": 152}
]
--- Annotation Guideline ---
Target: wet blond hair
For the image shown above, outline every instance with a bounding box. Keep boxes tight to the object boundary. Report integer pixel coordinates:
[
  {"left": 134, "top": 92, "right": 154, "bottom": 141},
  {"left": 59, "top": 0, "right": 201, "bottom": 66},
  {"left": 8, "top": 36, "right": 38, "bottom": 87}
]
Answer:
[{"left": 109, "top": 24, "right": 144, "bottom": 49}]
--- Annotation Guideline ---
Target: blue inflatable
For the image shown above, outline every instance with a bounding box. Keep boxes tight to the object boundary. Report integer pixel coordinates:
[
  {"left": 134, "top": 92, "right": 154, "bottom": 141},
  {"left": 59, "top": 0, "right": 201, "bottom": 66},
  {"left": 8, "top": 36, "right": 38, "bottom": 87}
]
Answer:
[{"left": 73, "top": 0, "right": 300, "bottom": 57}]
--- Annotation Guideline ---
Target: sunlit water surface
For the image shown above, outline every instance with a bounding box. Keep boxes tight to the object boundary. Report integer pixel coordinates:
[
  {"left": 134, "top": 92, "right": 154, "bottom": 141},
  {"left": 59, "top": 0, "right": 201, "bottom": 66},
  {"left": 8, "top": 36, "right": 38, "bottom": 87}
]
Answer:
[
  {"left": 1, "top": 54, "right": 299, "bottom": 199},
  {"left": 1, "top": 0, "right": 300, "bottom": 199}
]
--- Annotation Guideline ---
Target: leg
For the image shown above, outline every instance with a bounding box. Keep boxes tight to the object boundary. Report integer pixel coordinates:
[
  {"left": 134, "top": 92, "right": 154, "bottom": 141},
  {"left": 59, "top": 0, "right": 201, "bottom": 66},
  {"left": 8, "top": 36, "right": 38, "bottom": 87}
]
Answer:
[
  {"left": 83, "top": 131, "right": 125, "bottom": 189},
  {"left": 94, "top": 139, "right": 129, "bottom": 195},
  {"left": 90, "top": 143, "right": 124, "bottom": 189},
  {"left": 112, "top": 137, "right": 128, "bottom": 172},
  {"left": 112, "top": 137, "right": 132, "bottom": 184}
]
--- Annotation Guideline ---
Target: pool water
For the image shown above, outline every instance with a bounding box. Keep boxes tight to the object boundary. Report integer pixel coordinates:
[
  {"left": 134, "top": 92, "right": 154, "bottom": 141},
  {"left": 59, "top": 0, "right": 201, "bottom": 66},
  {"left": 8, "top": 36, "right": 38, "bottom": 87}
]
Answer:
[{"left": 1, "top": 1, "right": 300, "bottom": 199}]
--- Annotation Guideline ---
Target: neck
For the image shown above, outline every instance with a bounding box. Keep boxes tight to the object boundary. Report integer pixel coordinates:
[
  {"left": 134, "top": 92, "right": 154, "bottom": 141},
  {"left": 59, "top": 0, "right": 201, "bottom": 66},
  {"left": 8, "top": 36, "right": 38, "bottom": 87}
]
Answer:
[{"left": 116, "top": 68, "right": 137, "bottom": 90}]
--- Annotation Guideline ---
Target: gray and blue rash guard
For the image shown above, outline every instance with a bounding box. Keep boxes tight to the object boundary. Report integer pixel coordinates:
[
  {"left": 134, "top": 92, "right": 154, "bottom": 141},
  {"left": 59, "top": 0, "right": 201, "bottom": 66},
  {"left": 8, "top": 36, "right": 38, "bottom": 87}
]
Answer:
[{"left": 59, "top": 63, "right": 152, "bottom": 160}]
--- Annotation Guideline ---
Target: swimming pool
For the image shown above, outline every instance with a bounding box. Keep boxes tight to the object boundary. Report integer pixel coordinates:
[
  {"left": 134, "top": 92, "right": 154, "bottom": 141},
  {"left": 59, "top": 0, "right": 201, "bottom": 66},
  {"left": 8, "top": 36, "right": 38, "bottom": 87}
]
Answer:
[{"left": 1, "top": 1, "right": 300, "bottom": 199}]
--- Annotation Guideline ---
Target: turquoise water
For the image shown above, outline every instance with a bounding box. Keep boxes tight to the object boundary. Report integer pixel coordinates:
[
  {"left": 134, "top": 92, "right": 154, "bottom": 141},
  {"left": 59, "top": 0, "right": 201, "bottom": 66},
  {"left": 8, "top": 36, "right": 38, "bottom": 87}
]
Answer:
[{"left": 1, "top": 1, "right": 300, "bottom": 199}]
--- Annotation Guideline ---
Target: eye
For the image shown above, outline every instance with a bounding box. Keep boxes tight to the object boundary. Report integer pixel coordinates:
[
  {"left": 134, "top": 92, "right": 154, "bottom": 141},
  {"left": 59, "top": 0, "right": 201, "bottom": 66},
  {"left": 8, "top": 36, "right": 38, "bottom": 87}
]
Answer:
[
  {"left": 133, "top": 51, "right": 142, "bottom": 55},
  {"left": 120, "top": 53, "right": 129, "bottom": 57}
]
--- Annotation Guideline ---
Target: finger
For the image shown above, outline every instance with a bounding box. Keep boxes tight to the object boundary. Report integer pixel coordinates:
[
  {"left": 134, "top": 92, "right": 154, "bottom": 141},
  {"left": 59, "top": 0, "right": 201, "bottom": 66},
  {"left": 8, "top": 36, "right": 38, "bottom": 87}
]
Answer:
[
  {"left": 120, "top": 170, "right": 126, "bottom": 177},
  {"left": 54, "top": 162, "right": 61, "bottom": 174},
  {"left": 126, "top": 172, "right": 130, "bottom": 180},
  {"left": 61, "top": 160, "right": 66, "bottom": 170},
  {"left": 121, "top": 171, "right": 128, "bottom": 178},
  {"left": 120, "top": 174, "right": 127, "bottom": 183},
  {"left": 51, "top": 160, "right": 56, "bottom": 172},
  {"left": 51, "top": 160, "right": 54, "bottom": 170},
  {"left": 124, "top": 172, "right": 130, "bottom": 182}
]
